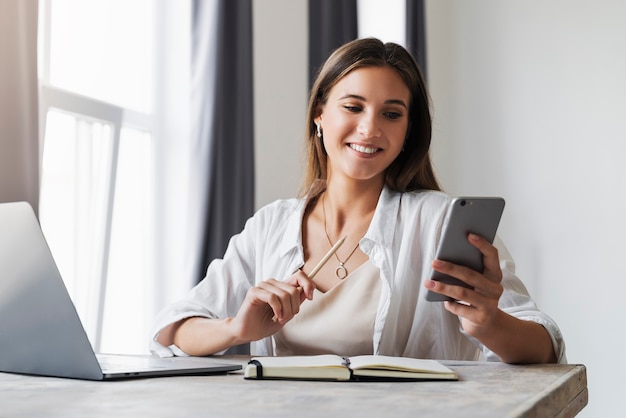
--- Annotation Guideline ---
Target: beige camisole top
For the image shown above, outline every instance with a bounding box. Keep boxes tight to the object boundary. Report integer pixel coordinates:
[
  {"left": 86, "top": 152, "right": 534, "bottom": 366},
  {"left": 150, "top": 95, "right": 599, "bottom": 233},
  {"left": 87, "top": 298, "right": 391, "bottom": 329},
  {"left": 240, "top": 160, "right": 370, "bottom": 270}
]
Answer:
[{"left": 273, "top": 260, "right": 382, "bottom": 357}]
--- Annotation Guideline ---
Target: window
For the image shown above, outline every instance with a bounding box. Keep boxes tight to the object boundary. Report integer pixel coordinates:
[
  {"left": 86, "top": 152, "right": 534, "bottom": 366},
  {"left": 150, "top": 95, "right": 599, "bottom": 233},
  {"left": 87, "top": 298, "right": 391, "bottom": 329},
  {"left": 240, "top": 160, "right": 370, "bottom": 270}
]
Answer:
[
  {"left": 357, "top": 0, "right": 406, "bottom": 45},
  {"left": 38, "top": 0, "right": 190, "bottom": 354}
]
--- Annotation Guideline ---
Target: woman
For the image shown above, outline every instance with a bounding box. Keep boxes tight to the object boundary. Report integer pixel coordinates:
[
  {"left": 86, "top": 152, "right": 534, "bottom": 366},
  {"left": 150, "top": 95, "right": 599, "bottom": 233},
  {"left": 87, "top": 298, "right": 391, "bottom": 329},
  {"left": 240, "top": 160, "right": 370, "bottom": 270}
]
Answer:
[{"left": 151, "top": 38, "right": 565, "bottom": 364}]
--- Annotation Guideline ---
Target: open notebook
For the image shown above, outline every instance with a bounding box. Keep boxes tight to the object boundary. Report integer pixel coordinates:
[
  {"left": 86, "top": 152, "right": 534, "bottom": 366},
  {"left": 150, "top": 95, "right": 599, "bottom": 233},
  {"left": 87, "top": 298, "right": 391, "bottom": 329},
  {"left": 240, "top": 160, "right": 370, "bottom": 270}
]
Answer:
[
  {"left": 244, "top": 354, "right": 458, "bottom": 381},
  {"left": 0, "top": 201, "right": 241, "bottom": 380}
]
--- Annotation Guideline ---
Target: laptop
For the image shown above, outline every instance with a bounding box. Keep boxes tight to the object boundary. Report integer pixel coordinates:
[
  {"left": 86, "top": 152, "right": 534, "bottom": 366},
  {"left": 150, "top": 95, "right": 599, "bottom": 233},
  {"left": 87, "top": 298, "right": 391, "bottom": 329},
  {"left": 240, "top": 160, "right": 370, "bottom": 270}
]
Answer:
[{"left": 0, "top": 201, "right": 241, "bottom": 380}]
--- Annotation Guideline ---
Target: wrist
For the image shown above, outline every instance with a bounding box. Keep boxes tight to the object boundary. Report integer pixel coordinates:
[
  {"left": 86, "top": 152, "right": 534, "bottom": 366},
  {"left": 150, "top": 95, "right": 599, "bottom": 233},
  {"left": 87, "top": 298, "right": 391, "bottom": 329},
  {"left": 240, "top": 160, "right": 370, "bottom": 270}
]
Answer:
[
  {"left": 465, "top": 308, "right": 508, "bottom": 341},
  {"left": 223, "top": 317, "right": 248, "bottom": 347}
]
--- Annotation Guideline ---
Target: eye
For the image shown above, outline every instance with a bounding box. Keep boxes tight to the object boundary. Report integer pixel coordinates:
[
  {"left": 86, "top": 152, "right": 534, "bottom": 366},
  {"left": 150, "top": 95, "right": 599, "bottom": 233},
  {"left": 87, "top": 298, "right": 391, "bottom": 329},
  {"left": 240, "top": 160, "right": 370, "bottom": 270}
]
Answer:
[
  {"left": 343, "top": 105, "right": 362, "bottom": 113},
  {"left": 384, "top": 111, "right": 403, "bottom": 120}
]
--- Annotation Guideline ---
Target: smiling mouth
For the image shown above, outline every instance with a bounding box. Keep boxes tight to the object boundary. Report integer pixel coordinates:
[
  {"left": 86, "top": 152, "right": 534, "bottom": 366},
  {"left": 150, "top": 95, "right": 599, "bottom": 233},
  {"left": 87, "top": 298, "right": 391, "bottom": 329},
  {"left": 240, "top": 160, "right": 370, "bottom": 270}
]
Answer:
[{"left": 349, "top": 143, "right": 380, "bottom": 154}]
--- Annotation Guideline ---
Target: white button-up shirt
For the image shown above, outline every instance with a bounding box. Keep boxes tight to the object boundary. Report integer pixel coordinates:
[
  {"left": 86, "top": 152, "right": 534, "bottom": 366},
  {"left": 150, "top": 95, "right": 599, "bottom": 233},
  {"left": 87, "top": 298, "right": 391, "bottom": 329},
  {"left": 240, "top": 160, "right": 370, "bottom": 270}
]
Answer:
[{"left": 151, "top": 186, "right": 566, "bottom": 363}]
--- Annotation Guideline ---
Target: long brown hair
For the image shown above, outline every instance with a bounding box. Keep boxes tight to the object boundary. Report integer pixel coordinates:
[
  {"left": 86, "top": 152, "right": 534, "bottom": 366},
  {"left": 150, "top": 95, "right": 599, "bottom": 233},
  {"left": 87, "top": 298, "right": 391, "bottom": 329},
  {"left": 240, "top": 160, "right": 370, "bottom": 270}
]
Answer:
[{"left": 300, "top": 37, "right": 441, "bottom": 196}]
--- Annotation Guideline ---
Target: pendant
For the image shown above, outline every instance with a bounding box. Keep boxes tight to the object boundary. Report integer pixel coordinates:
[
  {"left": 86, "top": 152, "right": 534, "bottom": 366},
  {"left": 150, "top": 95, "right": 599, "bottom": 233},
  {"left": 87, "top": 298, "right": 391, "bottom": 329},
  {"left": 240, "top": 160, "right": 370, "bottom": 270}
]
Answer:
[{"left": 336, "top": 263, "right": 348, "bottom": 279}]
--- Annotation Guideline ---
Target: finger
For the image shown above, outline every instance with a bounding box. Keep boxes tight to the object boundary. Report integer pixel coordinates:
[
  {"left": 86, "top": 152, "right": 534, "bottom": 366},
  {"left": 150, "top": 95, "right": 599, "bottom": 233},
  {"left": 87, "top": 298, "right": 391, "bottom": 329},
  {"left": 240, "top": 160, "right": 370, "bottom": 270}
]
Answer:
[
  {"left": 246, "top": 285, "right": 285, "bottom": 322},
  {"left": 259, "top": 279, "right": 307, "bottom": 323},
  {"left": 256, "top": 280, "right": 298, "bottom": 322},
  {"left": 431, "top": 254, "right": 498, "bottom": 291},
  {"left": 424, "top": 276, "right": 474, "bottom": 304},
  {"left": 287, "top": 270, "right": 316, "bottom": 300},
  {"left": 430, "top": 259, "right": 476, "bottom": 289},
  {"left": 429, "top": 260, "right": 502, "bottom": 300},
  {"left": 443, "top": 297, "right": 497, "bottom": 329},
  {"left": 267, "top": 278, "right": 305, "bottom": 318},
  {"left": 444, "top": 299, "right": 474, "bottom": 316},
  {"left": 443, "top": 300, "right": 488, "bottom": 324},
  {"left": 467, "top": 233, "right": 502, "bottom": 282}
]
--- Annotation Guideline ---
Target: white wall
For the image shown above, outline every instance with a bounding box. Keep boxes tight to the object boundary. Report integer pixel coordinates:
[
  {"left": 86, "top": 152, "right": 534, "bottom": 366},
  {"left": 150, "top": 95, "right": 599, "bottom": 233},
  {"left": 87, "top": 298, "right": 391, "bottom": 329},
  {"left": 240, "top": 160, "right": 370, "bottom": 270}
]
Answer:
[
  {"left": 426, "top": 1, "right": 626, "bottom": 417},
  {"left": 253, "top": 1, "right": 624, "bottom": 416}
]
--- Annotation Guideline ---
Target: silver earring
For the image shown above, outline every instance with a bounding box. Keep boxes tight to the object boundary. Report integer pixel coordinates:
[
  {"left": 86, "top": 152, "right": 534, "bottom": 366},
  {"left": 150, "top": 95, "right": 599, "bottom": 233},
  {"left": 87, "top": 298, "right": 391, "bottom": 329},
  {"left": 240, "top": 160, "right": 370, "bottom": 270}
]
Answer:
[{"left": 316, "top": 123, "right": 322, "bottom": 138}]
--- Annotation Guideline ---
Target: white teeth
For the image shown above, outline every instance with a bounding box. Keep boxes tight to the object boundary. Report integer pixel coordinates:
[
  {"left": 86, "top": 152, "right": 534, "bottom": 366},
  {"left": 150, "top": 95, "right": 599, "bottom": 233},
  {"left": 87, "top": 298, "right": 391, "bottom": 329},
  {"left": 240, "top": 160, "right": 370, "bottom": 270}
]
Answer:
[{"left": 350, "top": 144, "right": 378, "bottom": 154}]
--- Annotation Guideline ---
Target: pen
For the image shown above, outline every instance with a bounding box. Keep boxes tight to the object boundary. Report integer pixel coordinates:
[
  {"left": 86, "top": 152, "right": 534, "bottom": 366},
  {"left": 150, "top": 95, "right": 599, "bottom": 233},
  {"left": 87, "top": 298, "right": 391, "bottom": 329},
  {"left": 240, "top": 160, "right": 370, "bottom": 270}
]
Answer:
[
  {"left": 272, "top": 235, "right": 346, "bottom": 322},
  {"left": 308, "top": 235, "right": 346, "bottom": 279}
]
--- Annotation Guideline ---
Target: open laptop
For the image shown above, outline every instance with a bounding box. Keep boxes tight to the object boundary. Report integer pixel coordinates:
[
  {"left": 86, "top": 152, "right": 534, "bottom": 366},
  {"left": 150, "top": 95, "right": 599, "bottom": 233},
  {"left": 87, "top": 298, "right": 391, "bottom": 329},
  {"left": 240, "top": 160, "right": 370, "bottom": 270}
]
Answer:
[{"left": 0, "top": 201, "right": 241, "bottom": 380}]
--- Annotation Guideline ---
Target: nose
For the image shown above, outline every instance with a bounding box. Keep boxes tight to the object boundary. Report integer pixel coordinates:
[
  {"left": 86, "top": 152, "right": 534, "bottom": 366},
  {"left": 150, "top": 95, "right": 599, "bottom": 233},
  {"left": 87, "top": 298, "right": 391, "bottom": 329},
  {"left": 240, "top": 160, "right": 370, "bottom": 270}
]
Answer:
[{"left": 356, "top": 113, "right": 381, "bottom": 138}]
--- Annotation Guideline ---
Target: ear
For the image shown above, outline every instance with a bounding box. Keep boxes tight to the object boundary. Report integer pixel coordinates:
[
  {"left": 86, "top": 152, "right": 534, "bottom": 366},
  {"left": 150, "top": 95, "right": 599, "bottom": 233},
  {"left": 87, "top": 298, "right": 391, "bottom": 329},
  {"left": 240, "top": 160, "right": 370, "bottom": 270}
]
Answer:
[{"left": 313, "top": 105, "right": 323, "bottom": 125}]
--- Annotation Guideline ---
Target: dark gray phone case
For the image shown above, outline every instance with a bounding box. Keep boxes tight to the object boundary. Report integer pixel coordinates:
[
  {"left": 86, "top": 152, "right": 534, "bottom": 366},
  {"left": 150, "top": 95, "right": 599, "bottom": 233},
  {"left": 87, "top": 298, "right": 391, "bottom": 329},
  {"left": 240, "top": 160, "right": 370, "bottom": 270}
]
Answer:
[{"left": 425, "top": 197, "right": 505, "bottom": 302}]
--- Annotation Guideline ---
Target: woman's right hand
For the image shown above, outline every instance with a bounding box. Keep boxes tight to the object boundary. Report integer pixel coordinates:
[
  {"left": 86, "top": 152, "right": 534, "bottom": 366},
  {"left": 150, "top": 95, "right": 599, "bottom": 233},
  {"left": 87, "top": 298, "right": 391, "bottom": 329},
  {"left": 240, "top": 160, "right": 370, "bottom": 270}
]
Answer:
[
  {"left": 229, "top": 270, "right": 316, "bottom": 343},
  {"left": 170, "top": 270, "right": 315, "bottom": 356}
]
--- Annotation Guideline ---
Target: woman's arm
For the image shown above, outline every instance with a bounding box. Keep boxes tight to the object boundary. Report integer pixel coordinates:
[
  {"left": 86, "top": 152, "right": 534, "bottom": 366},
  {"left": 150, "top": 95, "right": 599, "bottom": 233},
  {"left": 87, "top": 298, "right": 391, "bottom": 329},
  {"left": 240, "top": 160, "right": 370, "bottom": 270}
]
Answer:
[
  {"left": 159, "top": 317, "right": 240, "bottom": 356},
  {"left": 461, "top": 309, "right": 557, "bottom": 364},
  {"left": 158, "top": 272, "right": 316, "bottom": 356},
  {"left": 424, "top": 233, "right": 557, "bottom": 364}
]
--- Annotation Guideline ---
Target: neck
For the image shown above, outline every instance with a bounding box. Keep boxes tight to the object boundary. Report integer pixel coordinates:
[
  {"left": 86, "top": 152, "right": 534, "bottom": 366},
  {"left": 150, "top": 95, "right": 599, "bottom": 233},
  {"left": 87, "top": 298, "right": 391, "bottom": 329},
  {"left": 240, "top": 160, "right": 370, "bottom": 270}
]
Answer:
[
  {"left": 325, "top": 178, "right": 382, "bottom": 215},
  {"left": 321, "top": 177, "right": 382, "bottom": 236}
]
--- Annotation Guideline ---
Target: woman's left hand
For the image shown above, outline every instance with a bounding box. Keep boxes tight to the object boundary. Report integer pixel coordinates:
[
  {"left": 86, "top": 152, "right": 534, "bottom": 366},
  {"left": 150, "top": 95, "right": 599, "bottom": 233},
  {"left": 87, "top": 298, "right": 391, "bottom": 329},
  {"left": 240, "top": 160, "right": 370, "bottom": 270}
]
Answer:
[{"left": 424, "top": 233, "right": 504, "bottom": 340}]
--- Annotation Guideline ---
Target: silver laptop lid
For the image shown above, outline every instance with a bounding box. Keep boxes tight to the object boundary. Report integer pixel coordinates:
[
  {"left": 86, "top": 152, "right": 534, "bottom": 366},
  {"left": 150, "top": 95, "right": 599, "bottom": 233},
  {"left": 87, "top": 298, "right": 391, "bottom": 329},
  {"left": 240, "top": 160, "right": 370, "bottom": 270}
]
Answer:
[{"left": 0, "top": 201, "right": 104, "bottom": 380}]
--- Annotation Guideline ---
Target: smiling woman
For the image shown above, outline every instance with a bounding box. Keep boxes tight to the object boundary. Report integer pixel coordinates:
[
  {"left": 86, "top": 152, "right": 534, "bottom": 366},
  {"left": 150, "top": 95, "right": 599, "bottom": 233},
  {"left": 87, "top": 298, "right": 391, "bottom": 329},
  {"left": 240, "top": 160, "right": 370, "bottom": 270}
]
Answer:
[{"left": 151, "top": 37, "right": 564, "bottom": 367}]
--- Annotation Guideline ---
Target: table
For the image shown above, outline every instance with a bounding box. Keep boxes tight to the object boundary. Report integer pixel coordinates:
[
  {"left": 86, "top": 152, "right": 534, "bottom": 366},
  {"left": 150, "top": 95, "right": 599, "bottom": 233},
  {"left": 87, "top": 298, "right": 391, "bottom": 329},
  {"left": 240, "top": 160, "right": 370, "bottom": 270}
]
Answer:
[{"left": 0, "top": 357, "right": 587, "bottom": 417}]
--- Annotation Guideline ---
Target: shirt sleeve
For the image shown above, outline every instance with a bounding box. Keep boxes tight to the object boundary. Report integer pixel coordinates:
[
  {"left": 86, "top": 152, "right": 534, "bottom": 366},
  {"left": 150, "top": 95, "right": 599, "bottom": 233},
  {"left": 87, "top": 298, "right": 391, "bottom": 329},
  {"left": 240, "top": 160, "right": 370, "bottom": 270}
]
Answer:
[
  {"left": 471, "top": 236, "right": 567, "bottom": 363},
  {"left": 149, "top": 215, "right": 261, "bottom": 357},
  {"left": 148, "top": 198, "right": 302, "bottom": 358}
]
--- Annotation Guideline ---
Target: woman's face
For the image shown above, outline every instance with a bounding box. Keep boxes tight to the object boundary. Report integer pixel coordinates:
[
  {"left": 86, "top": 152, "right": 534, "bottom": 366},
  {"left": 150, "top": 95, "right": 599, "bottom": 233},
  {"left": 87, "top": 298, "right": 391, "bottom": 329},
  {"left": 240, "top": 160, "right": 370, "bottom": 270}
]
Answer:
[{"left": 316, "top": 65, "right": 410, "bottom": 186}]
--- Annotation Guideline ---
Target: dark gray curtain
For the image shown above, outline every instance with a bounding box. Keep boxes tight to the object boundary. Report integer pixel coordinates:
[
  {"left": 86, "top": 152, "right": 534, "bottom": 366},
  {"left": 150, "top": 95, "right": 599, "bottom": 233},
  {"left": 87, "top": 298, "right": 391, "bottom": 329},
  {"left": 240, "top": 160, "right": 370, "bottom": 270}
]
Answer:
[
  {"left": 308, "top": 0, "right": 358, "bottom": 87},
  {"left": 406, "top": 0, "right": 428, "bottom": 81},
  {"left": 192, "top": 0, "right": 254, "bottom": 282}
]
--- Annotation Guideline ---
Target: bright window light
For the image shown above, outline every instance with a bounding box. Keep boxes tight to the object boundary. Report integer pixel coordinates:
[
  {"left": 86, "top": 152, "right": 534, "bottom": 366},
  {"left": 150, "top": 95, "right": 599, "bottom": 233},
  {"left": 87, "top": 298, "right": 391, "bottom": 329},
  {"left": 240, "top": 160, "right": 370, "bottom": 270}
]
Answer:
[
  {"left": 39, "top": 0, "right": 156, "bottom": 354},
  {"left": 48, "top": 0, "right": 153, "bottom": 113},
  {"left": 39, "top": 109, "right": 115, "bottom": 343},
  {"left": 357, "top": 0, "right": 406, "bottom": 46},
  {"left": 102, "top": 127, "right": 154, "bottom": 354}
]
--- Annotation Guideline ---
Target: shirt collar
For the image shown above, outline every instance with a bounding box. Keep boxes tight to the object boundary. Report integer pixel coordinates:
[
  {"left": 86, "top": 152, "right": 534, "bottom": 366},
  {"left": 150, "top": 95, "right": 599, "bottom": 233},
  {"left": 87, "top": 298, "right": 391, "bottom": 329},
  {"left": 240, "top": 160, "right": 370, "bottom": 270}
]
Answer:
[
  {"left": 278, "top": 199, "right": 306, "bottom": 258},
  {"left": 363, "top": 185, "right": 400, "bottom": 249},
  {"left": 277, "top": 181, "right": 325, "bottom": 258}
]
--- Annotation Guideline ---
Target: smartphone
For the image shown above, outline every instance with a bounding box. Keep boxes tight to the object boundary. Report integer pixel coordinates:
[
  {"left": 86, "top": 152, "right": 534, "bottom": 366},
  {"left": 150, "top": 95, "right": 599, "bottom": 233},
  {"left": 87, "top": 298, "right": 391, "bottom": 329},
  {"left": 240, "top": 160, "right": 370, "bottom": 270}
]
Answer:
[{"left": 425, "top": 197, "right": 505, "bottom": 302}]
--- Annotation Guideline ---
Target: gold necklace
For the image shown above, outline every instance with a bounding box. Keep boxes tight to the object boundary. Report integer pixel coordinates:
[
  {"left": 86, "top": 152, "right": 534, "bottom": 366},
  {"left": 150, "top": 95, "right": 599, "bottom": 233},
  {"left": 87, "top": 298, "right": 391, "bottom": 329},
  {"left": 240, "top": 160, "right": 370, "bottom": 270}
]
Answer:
[{"left": 322, "top": 194, "right": 360, "bottom": 279}]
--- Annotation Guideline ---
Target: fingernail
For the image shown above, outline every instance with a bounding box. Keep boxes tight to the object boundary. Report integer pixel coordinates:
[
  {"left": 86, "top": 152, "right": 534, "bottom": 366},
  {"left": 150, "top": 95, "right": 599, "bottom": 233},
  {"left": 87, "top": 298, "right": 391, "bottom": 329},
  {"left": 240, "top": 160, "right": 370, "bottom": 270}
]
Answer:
[{"left": 424, "top": 280, "right": 435, "bottom": 289}]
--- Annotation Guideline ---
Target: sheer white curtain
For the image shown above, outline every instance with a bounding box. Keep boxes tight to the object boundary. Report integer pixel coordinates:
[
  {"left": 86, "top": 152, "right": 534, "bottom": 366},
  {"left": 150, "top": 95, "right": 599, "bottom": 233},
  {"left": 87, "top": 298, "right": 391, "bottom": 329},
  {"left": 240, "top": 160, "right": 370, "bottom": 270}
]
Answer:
[
  {"left": 150, "top": 0, "right": 196, "bottom": 333},
  {"left": 0, "top": 0, "right": 39, "bottom": 208},
  {"left": 38, "top": 0, "right": 194, "bottom": 354}
]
